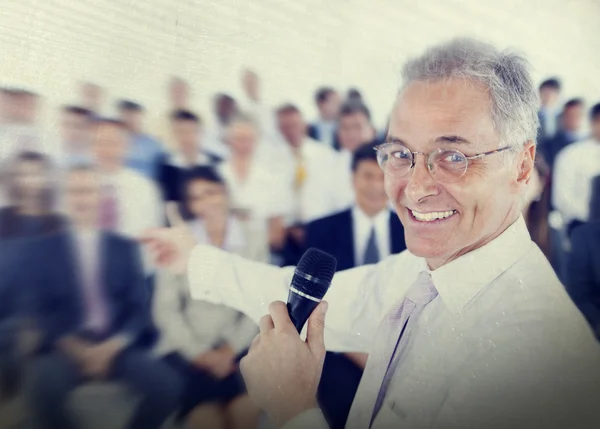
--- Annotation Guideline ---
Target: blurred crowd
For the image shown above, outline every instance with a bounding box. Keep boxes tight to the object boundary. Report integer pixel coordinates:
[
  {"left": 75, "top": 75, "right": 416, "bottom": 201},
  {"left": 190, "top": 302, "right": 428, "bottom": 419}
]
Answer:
[{"left": 0, "top": 70, "right": 599, "bottom": 429}]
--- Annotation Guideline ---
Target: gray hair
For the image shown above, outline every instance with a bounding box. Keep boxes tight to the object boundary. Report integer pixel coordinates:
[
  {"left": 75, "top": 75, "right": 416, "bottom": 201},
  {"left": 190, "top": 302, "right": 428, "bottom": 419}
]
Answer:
[{"left": 400, "top": 38, "right": 539, "bottom": 150}]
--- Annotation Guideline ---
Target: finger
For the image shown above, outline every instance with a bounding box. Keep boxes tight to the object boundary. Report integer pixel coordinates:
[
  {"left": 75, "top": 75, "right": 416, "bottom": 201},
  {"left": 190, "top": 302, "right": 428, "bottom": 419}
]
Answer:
[
  {"left": 138, "top": 227, "right": 169, "bottom": 244},
  {"left": 306, "top": 301, "right": 328, "bottom": 358},
  {"left": 249, "top": 333, "right": 261, "bottom": 350},
  {"left": 259, "top": 314, "right": 275, "bottom": 333},
  {"left": 268, "top": 301, "right": 295, "bottom": 331}
]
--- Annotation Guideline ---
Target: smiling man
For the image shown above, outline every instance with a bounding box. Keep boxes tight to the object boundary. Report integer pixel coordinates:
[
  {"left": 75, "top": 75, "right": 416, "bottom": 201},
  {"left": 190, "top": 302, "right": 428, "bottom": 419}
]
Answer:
[{"left": 143, "top": 38, "right": 600, "bottom": 429}]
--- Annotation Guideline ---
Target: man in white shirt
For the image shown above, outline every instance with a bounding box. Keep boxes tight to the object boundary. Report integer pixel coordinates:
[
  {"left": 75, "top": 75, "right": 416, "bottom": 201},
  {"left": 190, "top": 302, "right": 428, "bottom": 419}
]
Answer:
[
  {"left": 307, "top": 88, "right": 342, "bottom": 149},
  {"left": 91, "top": 119, "right": 163, "bottom": 271},
  {"left": 143, "top": 38, "right": 600, "bottom": 429},
  {"left": 552, "top": 103, "right": 600, "bottom": 229}
]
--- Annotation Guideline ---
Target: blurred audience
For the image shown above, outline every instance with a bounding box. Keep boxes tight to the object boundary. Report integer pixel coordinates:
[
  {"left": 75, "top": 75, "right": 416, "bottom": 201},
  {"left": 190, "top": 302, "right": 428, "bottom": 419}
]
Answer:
[
  {"left": 218, "top": 114, "right": 289, "bottom": 261},
  {"left": 307, "top": 87, "right": 341, "bottom": 148},
  {"left": 58, "top": 105, "right": 94, "bottom": 168},
  {"left": 154, "top": 76, "right": 192, "bottom": 150},
  {"left": 160, "top": 110, "right": 221, "bottom": 205},
  {"left": 28, "top": 166, "right": 182, "bottom": 429},
  {"left": 307, "top": 143, "right": 406, "bottom": 429},
  {"left": 537, "top": 78, "right": 562, "bottom": 142},
  {"left": 79, "top": 81, "right": 104, "bottom": 115},
  {"left": 539, "top": 98, "right": 585, "bottom": 168},
  {"left": 154, "top": 168, "right": 260, "bottom": 429},
  {"left": 117, "top": 100, "right": 164, "bottom": 181},
  {"left": 0, "top": 88, "right": 44, "bottom": 162},
  {"left": 0, "top": 151, "right": 65, "bottom": 238},
  {"left": 204, "top": 93, "right": 239, "bottom": 158}
]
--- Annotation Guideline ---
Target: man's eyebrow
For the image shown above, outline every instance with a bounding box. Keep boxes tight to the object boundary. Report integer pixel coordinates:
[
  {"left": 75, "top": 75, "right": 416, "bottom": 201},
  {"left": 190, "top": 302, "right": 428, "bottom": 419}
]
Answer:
[
  {"left": 383, "top": 136, "right": 407, "bottom": 145},
  {"left": 434, "top": 135, "right": 472, "bottom": 145}
]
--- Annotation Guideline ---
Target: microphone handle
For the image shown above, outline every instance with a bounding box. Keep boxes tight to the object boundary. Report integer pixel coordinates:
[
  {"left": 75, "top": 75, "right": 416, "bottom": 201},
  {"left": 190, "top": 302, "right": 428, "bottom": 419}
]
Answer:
[{"left": 286, "top": 289, "right": 320, "bottom": 333}]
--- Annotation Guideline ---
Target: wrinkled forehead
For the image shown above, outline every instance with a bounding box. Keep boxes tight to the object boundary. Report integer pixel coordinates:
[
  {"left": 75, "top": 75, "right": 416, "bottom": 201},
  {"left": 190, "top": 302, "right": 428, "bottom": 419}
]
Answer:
[{"left": 389, "top": 78, "right": 500, "bottom": 150}]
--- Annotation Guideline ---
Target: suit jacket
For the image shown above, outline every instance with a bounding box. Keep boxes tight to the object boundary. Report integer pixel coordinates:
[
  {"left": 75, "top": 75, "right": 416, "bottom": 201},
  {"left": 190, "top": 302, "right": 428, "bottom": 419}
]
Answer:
[
  {"left": 158, "top": 154, "right": 222, "bottom": 203},
  {"left": 566, "top": 222, "right": 600, "bottom": 339},
  {"left": 588, "top": 175, "right": 600, "bottom": 222},
  {"left": 0, "top": 207, "right": 66, "bottom": 239},
  {"left": 305, "top": 208, "right": 406, "bottom": 271},
  {"left": 29, "top": 230, "right": 151, "bottom": 351},
  {"left": 538, "top": 130, "right": 578, "bottom": 169},
  {"left": 307, "top": 123, "right": 341, "bottom": 151}
]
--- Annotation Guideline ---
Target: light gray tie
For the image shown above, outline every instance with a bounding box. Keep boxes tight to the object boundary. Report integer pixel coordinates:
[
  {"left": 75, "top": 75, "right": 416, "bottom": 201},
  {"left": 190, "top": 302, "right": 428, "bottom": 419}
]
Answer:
[{"left": 346, "top": 271, "right": 438, "bottom": 429}]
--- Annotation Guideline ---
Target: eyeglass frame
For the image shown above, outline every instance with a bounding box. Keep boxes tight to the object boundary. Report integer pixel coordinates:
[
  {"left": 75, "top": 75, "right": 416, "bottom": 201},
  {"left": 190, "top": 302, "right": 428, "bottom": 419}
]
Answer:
[{"left": 372, "top": 141, "right": 513, "bottom": 182}]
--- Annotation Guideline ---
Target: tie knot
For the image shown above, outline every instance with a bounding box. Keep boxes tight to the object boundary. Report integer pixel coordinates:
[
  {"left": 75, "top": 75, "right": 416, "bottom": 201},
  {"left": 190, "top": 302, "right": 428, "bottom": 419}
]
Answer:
[{"left": 405, "top": 271, "right": 438, "bottom": 306}]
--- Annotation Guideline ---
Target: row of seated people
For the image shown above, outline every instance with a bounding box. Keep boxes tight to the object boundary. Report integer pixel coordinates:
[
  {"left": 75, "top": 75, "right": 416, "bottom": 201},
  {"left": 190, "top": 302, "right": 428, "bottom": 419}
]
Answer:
[{"left": 0, "top": 143, "right": 405, "bottom": 429}]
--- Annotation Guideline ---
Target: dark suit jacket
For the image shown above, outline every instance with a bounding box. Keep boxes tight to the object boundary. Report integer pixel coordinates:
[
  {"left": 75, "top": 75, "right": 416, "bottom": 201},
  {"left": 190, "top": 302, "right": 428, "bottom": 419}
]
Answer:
[
  {"left": 29, "top": 230, "right": 151, "bottom": 351},
  {"left": 588, "top": 175, "right": 600, "bottom": 222},
  {"left": 305, "top": 208, "right": 406, "bottom": 271},
  {"left": 0, "top": 207, "right": 66, "bottom": 239},
  {"left": 538, "top": 130, "right": 578, "bottom": 169},
  {"left": 566, "top": 222, "right": 600, "bottom": 339}
]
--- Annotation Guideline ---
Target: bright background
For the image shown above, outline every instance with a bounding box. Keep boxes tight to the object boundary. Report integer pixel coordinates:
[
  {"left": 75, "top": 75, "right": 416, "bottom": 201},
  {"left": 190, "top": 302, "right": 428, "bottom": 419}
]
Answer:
[{"left": 1, "top": 0, "right": 599, "bottom": 131}]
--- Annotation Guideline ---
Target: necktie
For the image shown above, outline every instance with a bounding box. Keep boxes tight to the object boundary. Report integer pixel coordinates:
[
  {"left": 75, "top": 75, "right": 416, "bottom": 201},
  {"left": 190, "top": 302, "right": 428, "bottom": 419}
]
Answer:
[
  {"left": 99, "top": 183, "right": 119, "bottom": 231},
  {"left": 363, "top": 227, "right": 380, "bottom": 265},
  {"left": 347, "top": 271, "right": 438, "bottom": 429},
  {"left": 294, "top": 154, "right": 306, "bottom": 190}
]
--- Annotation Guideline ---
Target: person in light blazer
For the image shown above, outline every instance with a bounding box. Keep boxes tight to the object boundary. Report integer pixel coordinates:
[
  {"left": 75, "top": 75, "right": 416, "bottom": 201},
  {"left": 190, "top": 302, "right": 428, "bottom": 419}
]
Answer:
[{"left": 153, "top": 166, "right": 260, "bottom": 429}]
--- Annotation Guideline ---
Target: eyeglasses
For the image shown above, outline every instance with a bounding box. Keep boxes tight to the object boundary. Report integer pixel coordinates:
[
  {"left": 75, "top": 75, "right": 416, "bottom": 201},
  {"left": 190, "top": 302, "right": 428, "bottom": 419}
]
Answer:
[{"left": 373, "top": 142, "right": 512, "bottom": 183}]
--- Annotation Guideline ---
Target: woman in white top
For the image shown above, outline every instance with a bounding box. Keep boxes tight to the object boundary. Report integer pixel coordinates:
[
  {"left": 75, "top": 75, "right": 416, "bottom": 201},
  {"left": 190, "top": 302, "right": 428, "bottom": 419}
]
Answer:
[
  {"left": 218, "top": 114, "right": 291, "bottom": 263},
  {"left": 153, "top": 167, "right": 260, "bottom": 429}
]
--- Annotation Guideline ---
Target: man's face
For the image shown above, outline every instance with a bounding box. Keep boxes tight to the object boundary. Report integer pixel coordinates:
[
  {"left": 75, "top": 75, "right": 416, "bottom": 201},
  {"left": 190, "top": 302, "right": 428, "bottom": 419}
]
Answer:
[
  {"left": 170, "top": 80, "right": 189, "bottom": 108},
  {"left": 562, "top": 105, "right": 584, "bottom": 133},
  {"left": 14, "top": 160, "right": 47, "bottom": 199},
  {"left": 81, "top": 83, "right": 103, "bottom": 111},
  {"left": 277, "top": 111, "right": 306, "bottom": 148},
  {"left": 539, "top": 87, "right": 559, "bottom": 108},
  {"left": 215, "top": 98, "right": 238, "bottom": 124},
  {"left": 120, "top": 110, "right": 143, "bottom": 134},
  {"left": 187, "top": 179, "right": 228, "bottom": 220},
  {"left": 226, "top": 122, "right": 257, "bottom": 157},
  {"left": 92, "top": 124, "right": 128, "bottom": 169},
  {"left": 172, "top": 119, "right": 200, "bottom": 152},
  {"left": 318, "top": 92, "right": 341, "bottom": 121},
  {"left": 65, "top": 170, "right": 101, "bottom": 225},
  {"left": 338, "top": 112, "right": 376, "bottom": 152},
  {"left": 591, "top": 116, "right": 600, "bottom": 142},
  {"left": 61, "top": 112, "right": 91, "bottom": 144},
  {"left": 242, "top": 71, "right": 259, "bottom": 100},
  {"left": 353, "top": 160, "right": 388, "bottom": 216},
  {"left": 385, "top": 79, "right": 531, "bottom": 269}
]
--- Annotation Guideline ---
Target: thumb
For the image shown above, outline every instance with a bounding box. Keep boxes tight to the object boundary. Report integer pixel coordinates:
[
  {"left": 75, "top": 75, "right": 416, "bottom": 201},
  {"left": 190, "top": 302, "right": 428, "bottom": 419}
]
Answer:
[{"left": 306, "top": 301, "right": 328, "bottom": 358}]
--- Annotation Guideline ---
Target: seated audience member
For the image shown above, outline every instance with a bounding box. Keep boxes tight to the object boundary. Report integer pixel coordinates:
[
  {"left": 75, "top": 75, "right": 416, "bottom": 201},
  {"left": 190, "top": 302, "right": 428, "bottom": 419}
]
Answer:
[
  {"left": 154, "top": 168, "right": 260, "bottom": 429},
  {"left": 0, "top": 88, "right": 44, "bottom": 162},
  {"left": 522, "top": 155, "right": 552, "bottom": 260},
  {"left": 275, "top": 104, "right": 343, "bottom": 264},
  {"left": 307, "top": 87, "right": 341, "bottom": 149},
  {"left": 204, "top": 93, "right": 239, "bottom": 159},
  {"left": 28, "top": 166, "right": 182, "bottom": 429},
  {"left": 346, "top": 88, "right": 364, "bottom": 104},
  {"left": 79, "top": 81, "right": 104, "bottom": 115},
  {"left": 91, "top": 118, "right": 162, "bottom": 239},
  {"left": 0, "top": 151, "right": 65, "bottom": 238},
  {"left": 540, "top": 98, "right": 585, "bottom": 168},
  {"left": 117, "top": 100, "right": 164, "bottom": 180},
  {"left": 537, "top": 78, "right": 562, "bottom": 143},
  {"left": 218, "top": 114, "right": 289, "bottom": 261},
  {"left": 240, "top": 69, "right": 280, "bottom": 146},
  {"left": 566, "top": 222, "right": 600, "bottom": 341},
  {"left": 160, "top": 110, "right": 221, "bottom": 204},
  {"left": 154, "top": 77, "right": 192, "bottom": 151},
  {"left": 335, "top": 101, "right": 378, "bottom": 206},
  {"left": 553, "top": 102, "right": 600, "bottom": 232},
  {"left": 58, "top": 105, "right": 94, "bottom": 168},
  {"left": 305, "top": 142, "right": 406, "bottom": 429}
]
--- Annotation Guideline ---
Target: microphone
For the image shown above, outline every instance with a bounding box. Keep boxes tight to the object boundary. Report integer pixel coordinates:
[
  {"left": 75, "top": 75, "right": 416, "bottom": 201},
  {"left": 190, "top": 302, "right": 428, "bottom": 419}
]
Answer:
[{"left": 287, "top": 248, "right": 337, "bottom": 333}]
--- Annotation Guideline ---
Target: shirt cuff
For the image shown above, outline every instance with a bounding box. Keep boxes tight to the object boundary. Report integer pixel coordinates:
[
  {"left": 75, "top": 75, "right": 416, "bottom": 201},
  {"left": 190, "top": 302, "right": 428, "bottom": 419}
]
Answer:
[
  {"left": 188, "top": 244, "right": 223, "bottom": 304},
  {"left": 281, "top": 408, "right": 329, "bottom": 429}
]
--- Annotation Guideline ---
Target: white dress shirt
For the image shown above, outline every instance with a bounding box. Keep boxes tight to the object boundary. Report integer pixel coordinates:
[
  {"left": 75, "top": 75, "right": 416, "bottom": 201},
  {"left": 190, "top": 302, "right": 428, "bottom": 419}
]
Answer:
[
  {"left": 552, "top": 138, "right": 600, "bottom": 224},
  {"left": 188, "top": 216, "right": 600, "bottom": 429},
  {"left": 352, "top": 206, "right": 391, "bottom": 265},
  {"left": 153, "top": 216, "right": 257, "bottom": 359}
]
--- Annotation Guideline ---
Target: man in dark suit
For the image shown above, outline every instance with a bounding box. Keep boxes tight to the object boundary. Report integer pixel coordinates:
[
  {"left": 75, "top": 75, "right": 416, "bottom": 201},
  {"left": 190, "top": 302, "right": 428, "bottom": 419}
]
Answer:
[
  {"left": 305, "top": 142, "right": 406, "bottom": 429},
  {"left": 536, "top": 78, "right": 561, "bottom": 143},
  {"left": 307, "top": 87, "right": 341, "bottom": 149},
  {"left": 566, "top": 222, "right": 600, "bottom": 341},
  {"left": 28, "top": 166, "right": 182, "bottom": 429},
  {"left": 539, "top": 98, "right": 584, "bottom": 169}
]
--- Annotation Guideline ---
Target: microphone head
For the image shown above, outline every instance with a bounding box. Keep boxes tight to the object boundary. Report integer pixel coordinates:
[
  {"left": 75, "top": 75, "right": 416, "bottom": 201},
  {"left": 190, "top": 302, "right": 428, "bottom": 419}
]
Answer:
[{"left": 292, "top": 248, "right": 337, "bottom": 299}]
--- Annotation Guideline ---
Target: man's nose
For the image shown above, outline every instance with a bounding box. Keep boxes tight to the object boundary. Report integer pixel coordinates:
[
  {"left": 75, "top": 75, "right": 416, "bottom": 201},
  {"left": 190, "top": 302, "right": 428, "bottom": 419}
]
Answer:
[{"left": 406, "top": 154, "right": 439, "bottom": 203}]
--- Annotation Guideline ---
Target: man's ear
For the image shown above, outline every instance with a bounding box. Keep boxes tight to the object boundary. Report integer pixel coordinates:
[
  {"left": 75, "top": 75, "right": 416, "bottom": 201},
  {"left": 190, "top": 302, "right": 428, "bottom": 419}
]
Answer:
[{"left": 516, "top": 141, "right": 536, "bottom": 185}]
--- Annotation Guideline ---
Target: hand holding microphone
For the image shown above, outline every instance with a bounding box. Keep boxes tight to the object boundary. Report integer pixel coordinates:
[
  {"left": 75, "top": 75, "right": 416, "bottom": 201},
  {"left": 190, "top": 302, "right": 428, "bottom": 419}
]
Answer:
[{"left": 239, "top": 248, "right": 337, "bottom": 427}]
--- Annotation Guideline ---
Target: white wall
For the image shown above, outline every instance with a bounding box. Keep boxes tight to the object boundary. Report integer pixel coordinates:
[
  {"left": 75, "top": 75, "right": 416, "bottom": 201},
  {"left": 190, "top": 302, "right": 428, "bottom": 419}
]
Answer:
[{"left": 1, "top": 0, "right": 599, "bottom": 133}]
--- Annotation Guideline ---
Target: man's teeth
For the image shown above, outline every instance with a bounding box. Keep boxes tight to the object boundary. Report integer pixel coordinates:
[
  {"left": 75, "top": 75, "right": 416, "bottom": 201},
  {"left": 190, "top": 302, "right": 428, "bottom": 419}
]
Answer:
[{"left": 411, "top": 210, "right": 456, "bottom": 222}]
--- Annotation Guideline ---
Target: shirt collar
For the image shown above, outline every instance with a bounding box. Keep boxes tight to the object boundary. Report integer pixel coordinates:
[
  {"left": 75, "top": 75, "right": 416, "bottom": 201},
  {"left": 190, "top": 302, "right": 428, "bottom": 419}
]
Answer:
[
  {"left": 168, "top": 151, "right": 210, "bottom": 167},
  {"left": 415, "top": 215, "right": 533, "bottom": 314},
  {"left": 352, "top": 205, "right": 390, "bottom": 227}
]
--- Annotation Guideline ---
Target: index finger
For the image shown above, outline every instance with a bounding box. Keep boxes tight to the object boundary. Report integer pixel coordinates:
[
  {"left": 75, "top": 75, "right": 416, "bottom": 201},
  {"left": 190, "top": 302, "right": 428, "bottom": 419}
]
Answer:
[{"left": 268, "top": 301, "right": 295, "bottom": 331}]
